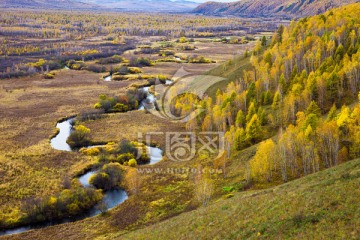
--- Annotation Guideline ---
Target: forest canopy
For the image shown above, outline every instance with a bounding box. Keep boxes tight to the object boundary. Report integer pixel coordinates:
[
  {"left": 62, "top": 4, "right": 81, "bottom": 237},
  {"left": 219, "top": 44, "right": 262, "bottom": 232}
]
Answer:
[{"left": 174, "top": 3, "right": 360, "bottom": 183}]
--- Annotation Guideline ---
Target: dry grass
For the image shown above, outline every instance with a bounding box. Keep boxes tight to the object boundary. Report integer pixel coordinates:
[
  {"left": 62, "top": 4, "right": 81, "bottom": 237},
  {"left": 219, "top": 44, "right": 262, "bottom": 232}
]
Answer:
[
  {"left": 123, "top": 40, "right": 253, "bottom": 78},
  {"left": 189, "top": 40, "right": 255, "bottom": 62},
  {"left": 115, "top": 159, "right": 360, "bottom": 240},
  {"left": 0, "top": 69, "right": 142, "bottom": 222},
  {"left": 0, "top": 69, "right": 138, "bottom": 148},
  {"left": 82, "top": 111, "right": 184, "bottom": 149},
  {"left": 0, "top": 38, "right": 257, "bottom": 239}
]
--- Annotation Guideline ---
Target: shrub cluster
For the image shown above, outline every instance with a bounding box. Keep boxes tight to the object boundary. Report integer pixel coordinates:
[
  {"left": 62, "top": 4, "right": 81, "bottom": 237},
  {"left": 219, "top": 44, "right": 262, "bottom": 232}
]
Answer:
[
  {"left": 221, "top": 37, "right": 249, "bottom": 44},
  {"left": 181, "top": 45, "right": 195, "bottom": 51},
  {"left": 94, "top": 88, "right": 146, "bottom": 113},
  {"left": 67, "top": 125, "right": 91, "bottom": 149},
  {"left": 85, "top": 64, "right": 107, "bottom": 73},
  {"left": 129, "top": 57, "right": 154, "bottom": 67},
  {"left": 90, "top": 140, "right": 150, "bottom": 165},
  {"left": 90, "top": 163, "right": 123, "bottom": 191},
  {"left": 135, "top": 47, "right": 160, "bottom": 55},
  {"left": 159, "top": 50, "right": 175, "bottom": 56},
  {"left": 114, "top": 66, "right": 142, "bottom": 76},
  {"left": 43, "top": 72, "right": 55, "bottom": 79},
  {"left": 21, "top": 188, "right": 102, "bottom": 227},
  {"left": 96, "top": 55, "right": 124, "bottom": 65},
  {"left": 189, "top": 56, "right": 214, "bottom": 63},
  {"left": 67, "top": 60, "right": 86, "bottom": 70}
]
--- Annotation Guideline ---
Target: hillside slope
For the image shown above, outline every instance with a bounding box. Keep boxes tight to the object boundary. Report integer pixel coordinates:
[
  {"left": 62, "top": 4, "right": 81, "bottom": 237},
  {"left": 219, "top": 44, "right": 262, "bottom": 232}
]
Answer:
[
  {"left": 193, "top": 0, "right": 360, "bottom": 18},
  {"left": 119, "top": 158, "right": 360, "bottom": 239}
]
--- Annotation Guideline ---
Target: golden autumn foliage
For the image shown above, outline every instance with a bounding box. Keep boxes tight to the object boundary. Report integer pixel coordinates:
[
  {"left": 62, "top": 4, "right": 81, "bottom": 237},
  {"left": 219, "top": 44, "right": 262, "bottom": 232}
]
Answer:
[
  {"left": 126, "top": 168, "right": 141, "bottom": 195},
  {"left": 250, "top": 139, "right": 276, "bottom": 182},
  {"left": 194, "top": 167, "right": 214, "bottom": 206},
  {"left": 172, "top": 4, "right": 360, "bottom": 185}
]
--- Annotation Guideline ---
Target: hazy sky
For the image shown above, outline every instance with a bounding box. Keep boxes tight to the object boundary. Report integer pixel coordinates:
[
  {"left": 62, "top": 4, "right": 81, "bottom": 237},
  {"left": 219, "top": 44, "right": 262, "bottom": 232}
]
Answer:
[
  {"left": 190, "top": 0, "right": 235, "bottom": 2},
  {"left": 191, "top": 0, "right": 235, "bottom": 2}
]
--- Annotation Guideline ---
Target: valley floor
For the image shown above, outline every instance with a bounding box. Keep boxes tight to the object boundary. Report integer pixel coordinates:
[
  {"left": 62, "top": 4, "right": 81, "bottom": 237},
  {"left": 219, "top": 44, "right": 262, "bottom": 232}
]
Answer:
[{"left": 0, "top": 37, "right": 254, "bottom": 239}]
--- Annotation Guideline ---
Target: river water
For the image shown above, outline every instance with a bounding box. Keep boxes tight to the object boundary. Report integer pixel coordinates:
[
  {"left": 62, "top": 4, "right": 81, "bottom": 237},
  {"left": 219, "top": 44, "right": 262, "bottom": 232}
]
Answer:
[{"left": 1, "top": 110, "right": 163, "bottom": 236}]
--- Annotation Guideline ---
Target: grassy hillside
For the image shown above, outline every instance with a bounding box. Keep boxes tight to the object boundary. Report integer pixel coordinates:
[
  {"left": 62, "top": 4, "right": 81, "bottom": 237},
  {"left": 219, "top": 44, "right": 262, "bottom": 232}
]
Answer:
[
  {"left": 118, "top": 158, "right": 360, "bottom": 239},
  {"left": 205, "top": 53, "right": 253, "bottom": 98},
  {"left": 193, "top": 0, "right": 359, "bottom": 18}
]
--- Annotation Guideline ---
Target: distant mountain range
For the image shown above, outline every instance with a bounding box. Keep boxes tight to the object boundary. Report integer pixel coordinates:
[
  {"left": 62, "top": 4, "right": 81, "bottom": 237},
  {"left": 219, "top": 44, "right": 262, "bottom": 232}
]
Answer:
[
  {"left": 0, "top": 0, "right": 98, "bottom": 10},
  {"left": 3, "top": 0, "right": 358, "bottom": 17},
  {"left": 0, "top": 0, "right": 199, "bottom": 12},
  {"left": 84, "top": 0, "right": 199, "bottom": 12},
  {"left": 193, "top": 0, "right": 360, "bottom": 18}
]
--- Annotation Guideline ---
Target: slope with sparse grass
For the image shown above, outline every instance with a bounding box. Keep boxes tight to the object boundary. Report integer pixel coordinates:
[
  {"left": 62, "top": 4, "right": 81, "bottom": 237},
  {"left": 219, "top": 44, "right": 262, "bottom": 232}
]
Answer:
[
  {"left": 118, "top": 158, "right": 360, "bottom": 240},
  {"left": 205, "top": 54, "right": 253, "bottom": 98}
]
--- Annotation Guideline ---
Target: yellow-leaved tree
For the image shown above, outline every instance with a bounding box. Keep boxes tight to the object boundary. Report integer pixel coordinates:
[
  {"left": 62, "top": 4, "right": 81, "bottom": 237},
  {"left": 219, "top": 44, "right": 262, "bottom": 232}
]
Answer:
[
  {"left": 250, "top": 139, "right": 276, "bottom": 182},
  {"left": 126, "top": 168, "right": 141, "bottom": 195},
  {"left": 194, "top": 166, "right": 214, "bottom": 206}
]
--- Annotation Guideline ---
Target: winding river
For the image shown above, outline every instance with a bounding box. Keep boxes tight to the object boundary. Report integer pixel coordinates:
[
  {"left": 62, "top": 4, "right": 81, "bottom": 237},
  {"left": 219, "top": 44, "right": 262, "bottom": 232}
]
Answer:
[
  {"left": 1, "top": 99, "right": 164, "bottom": 236},
  {"left": 139, "top": 87, "right": 156, "bottom": 110}
]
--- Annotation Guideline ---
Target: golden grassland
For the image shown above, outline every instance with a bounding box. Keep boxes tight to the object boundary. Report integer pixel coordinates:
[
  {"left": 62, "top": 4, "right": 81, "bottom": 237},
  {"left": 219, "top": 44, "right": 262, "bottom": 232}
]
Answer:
[
  {"left": 1, "top": 9, "right": 273, "bottom": 77},
  {"left": 124, "top": 39, "right": 254, "bottom": 78},
  {"left": 81, "top": 111, "right": 184, "bottom": 148},
  {"left": 0, "top": 109, "right": 275, "bottom": 240},
  {"left": 0, "top": 39, "right": 254, "bottom": 238},
  {"left": 0, "top": 69, "right": 135, "bottom": 224}
]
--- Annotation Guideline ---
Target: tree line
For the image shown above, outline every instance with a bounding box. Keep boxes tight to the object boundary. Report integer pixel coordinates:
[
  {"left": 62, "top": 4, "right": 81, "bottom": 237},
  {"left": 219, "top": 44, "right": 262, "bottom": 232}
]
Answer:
[{"left": 172, "top": 4, "right": 360, "bottom": 183}]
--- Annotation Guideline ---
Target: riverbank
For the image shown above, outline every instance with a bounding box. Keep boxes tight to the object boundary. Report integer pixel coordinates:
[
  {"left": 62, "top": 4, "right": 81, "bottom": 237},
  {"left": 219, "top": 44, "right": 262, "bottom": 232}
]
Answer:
[{"left": 1, "top": 106, "right": 166, "bottom": 236}]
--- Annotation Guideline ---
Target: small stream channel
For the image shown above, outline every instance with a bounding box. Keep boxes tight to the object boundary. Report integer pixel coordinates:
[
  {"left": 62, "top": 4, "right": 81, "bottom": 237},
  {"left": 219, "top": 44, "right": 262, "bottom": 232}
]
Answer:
[
  {"left": 1, "top": 72, "right": 168, "bottom": 236},
  {"left": 1, "top": 103, "right": 163, "bottom": 236}
]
